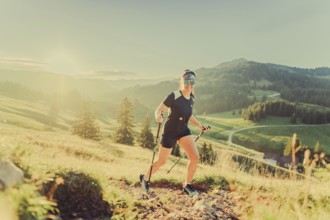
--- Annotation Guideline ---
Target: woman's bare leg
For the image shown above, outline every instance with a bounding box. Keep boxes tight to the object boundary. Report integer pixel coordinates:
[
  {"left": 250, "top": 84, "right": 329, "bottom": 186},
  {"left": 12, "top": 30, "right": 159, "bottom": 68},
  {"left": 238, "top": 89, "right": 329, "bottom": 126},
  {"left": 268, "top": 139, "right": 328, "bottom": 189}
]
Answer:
[
  {"left": 143, "top": 145, "right": 172, "bottom": 180},
  {"left": 178, "top": 135, "right": 199, "bottom": 186}
]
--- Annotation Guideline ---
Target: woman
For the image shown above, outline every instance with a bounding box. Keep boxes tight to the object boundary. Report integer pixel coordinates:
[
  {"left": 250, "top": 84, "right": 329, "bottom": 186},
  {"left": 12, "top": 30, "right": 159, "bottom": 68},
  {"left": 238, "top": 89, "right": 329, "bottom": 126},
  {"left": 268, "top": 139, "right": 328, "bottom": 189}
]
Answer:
[{"left": 140, "top": 69, "right": 209, "bottom": 196}]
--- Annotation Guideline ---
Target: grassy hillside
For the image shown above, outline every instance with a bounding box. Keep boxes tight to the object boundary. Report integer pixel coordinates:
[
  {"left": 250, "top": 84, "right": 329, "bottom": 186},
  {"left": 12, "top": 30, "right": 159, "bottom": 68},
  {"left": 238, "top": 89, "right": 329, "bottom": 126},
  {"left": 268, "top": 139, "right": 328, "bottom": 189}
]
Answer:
[
  {"left": 2, "top": 92, "right": 328, "bottom": 158},
  {"left": 1, "top": 95, "right": 330, "bottom": 219},
  {"left": 1, "top": 91, "right": 329, "bottom": 158},
  {"left": 1, "top": 123, "right": 330, "bottom": 219}
]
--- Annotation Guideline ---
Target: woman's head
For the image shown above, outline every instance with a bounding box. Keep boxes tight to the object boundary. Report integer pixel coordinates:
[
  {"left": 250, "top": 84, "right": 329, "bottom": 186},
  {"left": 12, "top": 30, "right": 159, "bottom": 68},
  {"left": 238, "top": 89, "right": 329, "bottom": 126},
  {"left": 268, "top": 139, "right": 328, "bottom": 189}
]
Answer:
[{"left": 180, "top": 69, "right": 196, "bottom": 90}]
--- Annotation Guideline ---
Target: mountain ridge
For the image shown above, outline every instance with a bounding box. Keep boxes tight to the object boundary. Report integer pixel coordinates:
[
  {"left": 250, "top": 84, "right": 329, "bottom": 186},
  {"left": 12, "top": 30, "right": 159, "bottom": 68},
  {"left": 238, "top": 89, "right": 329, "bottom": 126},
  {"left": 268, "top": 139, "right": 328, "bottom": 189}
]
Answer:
[{"left": 2, "top": 58, "right": 330, "bottom": 114}]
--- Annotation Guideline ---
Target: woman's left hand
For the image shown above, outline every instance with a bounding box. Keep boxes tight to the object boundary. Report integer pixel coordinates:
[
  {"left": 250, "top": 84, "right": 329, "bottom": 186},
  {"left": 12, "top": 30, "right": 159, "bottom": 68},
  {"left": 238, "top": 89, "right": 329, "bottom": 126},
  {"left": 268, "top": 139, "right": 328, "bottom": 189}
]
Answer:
[{"left": 199, "top": 124, "right": 210, "bottom": 131}]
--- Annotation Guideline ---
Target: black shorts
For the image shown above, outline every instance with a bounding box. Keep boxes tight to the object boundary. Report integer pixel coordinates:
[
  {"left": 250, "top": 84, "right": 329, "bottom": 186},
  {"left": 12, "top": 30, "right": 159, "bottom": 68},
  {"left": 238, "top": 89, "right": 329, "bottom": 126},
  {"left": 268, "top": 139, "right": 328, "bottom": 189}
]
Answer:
[{"left": 161, "top": 128, "right": 191, "bottom": 149}]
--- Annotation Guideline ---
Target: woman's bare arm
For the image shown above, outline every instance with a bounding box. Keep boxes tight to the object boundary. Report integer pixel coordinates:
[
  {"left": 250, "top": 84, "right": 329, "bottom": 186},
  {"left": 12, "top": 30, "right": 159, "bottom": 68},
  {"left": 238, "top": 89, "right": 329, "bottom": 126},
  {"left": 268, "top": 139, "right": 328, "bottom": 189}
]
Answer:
[
  {"left": 155, "top": 103, "right": 168, "bottom": 123},
  {"left": 189, "top": 115, "right": 208, "bottom": 131}
]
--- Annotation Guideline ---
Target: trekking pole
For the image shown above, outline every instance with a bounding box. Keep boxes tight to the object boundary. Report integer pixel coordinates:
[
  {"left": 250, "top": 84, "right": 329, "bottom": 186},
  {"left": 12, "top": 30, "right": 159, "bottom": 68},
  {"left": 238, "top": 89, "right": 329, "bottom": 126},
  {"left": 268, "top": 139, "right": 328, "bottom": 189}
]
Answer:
[
  {"left": 148, "top": 112, "right": 163, "bottom": 182},
  {"left": 167, "top": 125, "right": 211, "bottom": 174}
]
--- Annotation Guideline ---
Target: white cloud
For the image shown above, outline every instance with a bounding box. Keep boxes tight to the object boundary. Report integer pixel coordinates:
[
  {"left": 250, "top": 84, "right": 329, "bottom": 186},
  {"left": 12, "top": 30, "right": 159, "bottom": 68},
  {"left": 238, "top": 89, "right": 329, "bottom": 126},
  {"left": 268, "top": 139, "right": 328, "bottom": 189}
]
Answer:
[
  {"left": 0, "top": 56, "right": 45, "bottom": 71},
  {"left": 43, "top": 51, "right": 83, "bottom": 75},
  {"left": 0, "top": 57, "right": 44, "bottom": 67},
  {"left": 74, "top": 69, "right": 138, "bottom": 80},
  {"left": 92, "top": 70, "right": 136, "bottom": 76}
]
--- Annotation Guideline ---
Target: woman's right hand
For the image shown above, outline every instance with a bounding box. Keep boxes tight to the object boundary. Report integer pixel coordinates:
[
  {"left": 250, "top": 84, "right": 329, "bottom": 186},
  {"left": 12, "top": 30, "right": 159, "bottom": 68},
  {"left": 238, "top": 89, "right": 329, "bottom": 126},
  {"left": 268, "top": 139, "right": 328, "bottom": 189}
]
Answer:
[
  {"left": 156, "top": 112, "right": 164, "bottom": 123},
  {"left": 155, "top": 103, "right": 168, "bottom": 123}
]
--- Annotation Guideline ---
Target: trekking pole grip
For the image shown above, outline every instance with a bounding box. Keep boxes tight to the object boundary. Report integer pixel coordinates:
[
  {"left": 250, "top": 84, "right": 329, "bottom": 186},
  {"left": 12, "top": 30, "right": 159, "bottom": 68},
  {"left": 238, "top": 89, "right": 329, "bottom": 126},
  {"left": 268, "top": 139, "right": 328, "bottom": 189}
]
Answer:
[
  {"left": 195, "top": 125, "right": 211, "bottom": 142},
  {"left": 155, "top": 122, "right": 162, "bottom": 143}
]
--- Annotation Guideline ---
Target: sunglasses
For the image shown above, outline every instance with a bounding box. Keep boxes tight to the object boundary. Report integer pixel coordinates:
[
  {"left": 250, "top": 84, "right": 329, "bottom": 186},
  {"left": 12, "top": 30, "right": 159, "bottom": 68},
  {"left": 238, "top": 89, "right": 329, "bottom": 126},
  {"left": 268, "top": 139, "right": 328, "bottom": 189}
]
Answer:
[{"left": 184, "top": 78, "right": 196, "bottom": 86}]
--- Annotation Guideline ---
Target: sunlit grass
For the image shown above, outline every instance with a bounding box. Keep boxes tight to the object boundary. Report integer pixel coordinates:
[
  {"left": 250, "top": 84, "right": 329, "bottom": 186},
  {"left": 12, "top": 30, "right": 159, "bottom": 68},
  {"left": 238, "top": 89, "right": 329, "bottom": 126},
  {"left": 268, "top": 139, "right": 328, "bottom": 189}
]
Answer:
[
  {"left": 201, "top": 111, "right": 254, "bottom": 127},
  {"left": 1, "top": 94, "right": 330, "bottom": 219},
  {"left": 1, "top": 123, "right": 330, "bottom": 219}
]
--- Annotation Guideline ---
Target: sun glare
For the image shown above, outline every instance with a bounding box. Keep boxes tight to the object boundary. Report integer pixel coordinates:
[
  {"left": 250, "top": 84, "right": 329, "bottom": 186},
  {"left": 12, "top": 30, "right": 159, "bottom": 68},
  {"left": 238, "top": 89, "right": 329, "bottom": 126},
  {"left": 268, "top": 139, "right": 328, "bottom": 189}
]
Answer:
[{"left": 44, "top": 51, "right": 82, "bottom": 75}]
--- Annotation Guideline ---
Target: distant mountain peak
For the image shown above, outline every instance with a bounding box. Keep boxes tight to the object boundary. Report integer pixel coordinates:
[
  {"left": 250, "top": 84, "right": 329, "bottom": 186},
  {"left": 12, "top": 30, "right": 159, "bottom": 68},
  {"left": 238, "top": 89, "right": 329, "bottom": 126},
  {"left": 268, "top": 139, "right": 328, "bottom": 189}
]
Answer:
[{"left": 215, "top": 58, "right": 249, "bottom": 69}]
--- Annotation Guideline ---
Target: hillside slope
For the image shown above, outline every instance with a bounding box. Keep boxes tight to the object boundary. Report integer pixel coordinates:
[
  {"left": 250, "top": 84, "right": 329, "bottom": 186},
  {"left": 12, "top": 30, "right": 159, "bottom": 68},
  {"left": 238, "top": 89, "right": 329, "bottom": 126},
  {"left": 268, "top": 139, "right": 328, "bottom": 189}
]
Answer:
[
  {"left": 0, "top": 68, "right": 163, "bottom": 100},
  {"left": 1, "top": 122, "right": 330, "bottom": 219}
]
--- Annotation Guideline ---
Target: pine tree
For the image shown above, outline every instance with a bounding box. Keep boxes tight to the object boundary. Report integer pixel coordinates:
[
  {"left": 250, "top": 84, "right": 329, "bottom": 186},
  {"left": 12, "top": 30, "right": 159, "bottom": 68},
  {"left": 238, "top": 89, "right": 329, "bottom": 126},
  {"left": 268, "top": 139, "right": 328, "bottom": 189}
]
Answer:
[
  {"left": 208, "top": 144, "right": 218, "bottom": 166},
  {"left": 200, "top": 142, "right": 208, "bottom": 164},
  {"left": 72, "top": 102, "right": 101, "bottom": 141},
  {"left": 138, "top": 116, "right": 155, "bottom": 149},
  {"left": 199, "top": 142, "right": 218, "bottom": 166},
  {"left": 114, "top": 97, "right": 135, "bottom": 145}
]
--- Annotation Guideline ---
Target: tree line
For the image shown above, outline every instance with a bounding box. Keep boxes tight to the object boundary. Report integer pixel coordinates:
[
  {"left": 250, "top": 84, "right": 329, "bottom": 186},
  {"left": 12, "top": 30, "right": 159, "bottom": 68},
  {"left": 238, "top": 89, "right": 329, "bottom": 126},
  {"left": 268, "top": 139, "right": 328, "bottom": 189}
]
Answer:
[
  {"left": 242, "top": 100, "right": 330, "bottom": 124},
  {"left": 72, "top": 97, "right": 154, "bottom": 146},
  {"left": 256, "top": 69, "right": 330, "bottom": 109},
  {"left": 72, "top": 97, "right": 218, "bottom": 166},
  {"left": 242, "top": 100, "right": 296, "bottom": 122}
]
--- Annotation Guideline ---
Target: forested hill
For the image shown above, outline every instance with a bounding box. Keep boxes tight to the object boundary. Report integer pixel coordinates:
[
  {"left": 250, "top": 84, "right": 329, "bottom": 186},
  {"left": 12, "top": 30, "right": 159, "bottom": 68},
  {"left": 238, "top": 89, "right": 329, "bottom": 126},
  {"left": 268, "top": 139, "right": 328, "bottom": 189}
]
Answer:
[
  {"left": 265, "top": 63, "right": 330, "bottom": 77},
  {"left": 117, "top": 59, "right": 330, "bottom": 114},
  {"left": 1, "top": 59, "right": 330, "bottom": 116},
  {"left": 194, "top": 59, "right": 330, "bottom": 113}
]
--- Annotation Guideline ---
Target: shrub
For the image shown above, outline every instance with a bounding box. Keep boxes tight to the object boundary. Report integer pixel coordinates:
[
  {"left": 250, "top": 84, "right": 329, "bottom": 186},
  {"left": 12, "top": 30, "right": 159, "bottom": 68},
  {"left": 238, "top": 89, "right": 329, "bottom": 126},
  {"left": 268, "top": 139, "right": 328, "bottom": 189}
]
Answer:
[
  {"left": 42, "top": 171, "right": 113, "bottom": 219},
  {"left": 199, "top": 142, "right": 218, "bottom": 166}
]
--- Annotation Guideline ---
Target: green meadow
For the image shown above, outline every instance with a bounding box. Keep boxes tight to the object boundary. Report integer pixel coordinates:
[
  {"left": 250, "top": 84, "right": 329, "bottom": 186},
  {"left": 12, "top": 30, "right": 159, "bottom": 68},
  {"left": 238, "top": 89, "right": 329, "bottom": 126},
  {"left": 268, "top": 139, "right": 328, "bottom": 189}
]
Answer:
[{"left": 198, "top": 111, "right": 330, "bottom": 154}]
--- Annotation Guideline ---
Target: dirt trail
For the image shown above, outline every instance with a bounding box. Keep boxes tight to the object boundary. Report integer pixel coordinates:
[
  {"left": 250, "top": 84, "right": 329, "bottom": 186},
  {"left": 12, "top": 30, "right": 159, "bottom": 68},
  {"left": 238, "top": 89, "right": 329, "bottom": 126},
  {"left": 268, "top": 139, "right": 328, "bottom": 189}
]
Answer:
[{"left": 110, "top": 179, "right": 242, "bottom": 219}]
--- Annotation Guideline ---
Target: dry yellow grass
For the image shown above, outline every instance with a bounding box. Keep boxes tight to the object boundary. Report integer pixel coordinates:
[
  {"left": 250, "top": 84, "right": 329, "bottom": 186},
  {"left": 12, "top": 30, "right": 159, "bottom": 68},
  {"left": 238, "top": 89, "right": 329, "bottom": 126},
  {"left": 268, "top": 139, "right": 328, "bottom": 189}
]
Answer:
[{"left": 1, "top": 122, "right": 330, "bottom": 219}]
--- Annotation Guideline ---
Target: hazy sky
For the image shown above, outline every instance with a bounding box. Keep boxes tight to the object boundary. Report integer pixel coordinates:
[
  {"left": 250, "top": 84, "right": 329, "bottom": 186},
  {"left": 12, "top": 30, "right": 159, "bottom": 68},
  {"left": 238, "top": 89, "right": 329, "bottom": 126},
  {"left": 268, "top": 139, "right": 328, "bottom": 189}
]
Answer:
[{"left": 1, "top": 0, "right": 330, "bottom": 76}]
